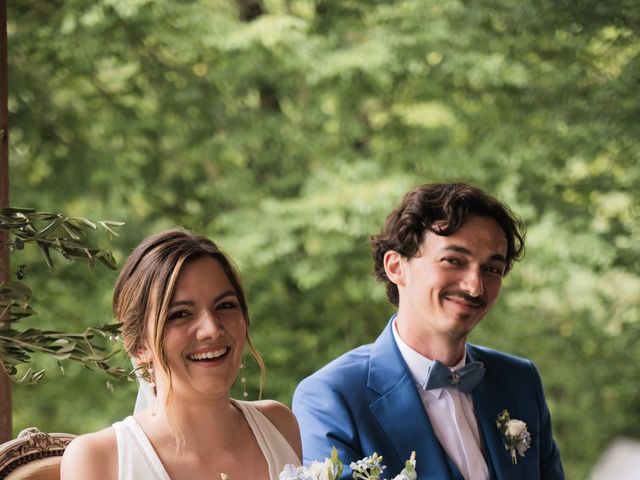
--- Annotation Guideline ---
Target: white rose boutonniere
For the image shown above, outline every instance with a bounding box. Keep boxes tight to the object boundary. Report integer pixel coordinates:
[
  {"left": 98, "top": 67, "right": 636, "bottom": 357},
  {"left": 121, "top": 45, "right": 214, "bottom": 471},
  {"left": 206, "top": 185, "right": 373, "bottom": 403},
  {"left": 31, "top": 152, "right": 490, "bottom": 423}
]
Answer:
[{"left": 496, "top": 409, "right": 531, "bottom": 464}]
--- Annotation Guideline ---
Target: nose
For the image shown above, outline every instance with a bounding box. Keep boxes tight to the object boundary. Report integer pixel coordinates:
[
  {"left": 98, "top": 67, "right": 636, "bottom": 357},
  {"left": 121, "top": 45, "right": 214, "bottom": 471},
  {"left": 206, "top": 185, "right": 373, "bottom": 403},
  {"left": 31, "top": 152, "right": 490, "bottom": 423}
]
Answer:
[
  {"left": 195, "top": 310, "right": 224, "bottom": 340},
  {"left": 460, "top": 268, "right": 484, "bottom": 298}
]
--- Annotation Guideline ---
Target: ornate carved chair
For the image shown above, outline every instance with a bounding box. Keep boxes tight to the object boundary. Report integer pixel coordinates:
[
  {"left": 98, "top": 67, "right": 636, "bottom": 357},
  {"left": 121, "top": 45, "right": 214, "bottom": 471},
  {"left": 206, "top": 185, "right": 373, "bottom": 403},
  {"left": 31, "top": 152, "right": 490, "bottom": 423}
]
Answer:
[{"left": 0, "top": 428, "right": 75, "bottom": 480}]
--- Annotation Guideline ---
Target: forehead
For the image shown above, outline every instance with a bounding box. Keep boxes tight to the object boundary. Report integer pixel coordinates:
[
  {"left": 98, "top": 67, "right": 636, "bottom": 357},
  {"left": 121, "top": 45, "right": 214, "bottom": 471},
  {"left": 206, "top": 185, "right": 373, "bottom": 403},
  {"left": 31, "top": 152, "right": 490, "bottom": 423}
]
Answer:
[
  {"left": 425, "top": 216, "right": 508, "bottom": 256},
  {"left": 172, "top": 256, "right": 233, "bottom": 297}
]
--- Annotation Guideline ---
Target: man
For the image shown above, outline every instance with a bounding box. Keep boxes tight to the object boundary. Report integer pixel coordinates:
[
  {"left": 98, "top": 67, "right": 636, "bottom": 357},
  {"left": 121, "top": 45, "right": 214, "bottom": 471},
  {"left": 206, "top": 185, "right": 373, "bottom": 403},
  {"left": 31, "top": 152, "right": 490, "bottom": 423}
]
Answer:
[{"left": 293, "top": 183, "right": 564, "bottom": 479}]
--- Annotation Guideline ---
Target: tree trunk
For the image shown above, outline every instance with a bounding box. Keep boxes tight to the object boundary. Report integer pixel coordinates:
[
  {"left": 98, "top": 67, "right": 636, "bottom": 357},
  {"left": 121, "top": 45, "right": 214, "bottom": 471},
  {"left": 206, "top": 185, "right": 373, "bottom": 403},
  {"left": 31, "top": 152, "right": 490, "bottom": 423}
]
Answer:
[{"left": 0, "top": 0, "right": 12, "bottom": 443}]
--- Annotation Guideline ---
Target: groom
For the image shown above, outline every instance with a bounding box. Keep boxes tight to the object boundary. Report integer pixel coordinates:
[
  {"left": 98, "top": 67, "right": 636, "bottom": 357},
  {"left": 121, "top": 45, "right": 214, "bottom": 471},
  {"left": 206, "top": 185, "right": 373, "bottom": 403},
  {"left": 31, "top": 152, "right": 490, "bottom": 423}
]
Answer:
[{"left": 293, "top": 182, "right": 564, "bottom": 479}]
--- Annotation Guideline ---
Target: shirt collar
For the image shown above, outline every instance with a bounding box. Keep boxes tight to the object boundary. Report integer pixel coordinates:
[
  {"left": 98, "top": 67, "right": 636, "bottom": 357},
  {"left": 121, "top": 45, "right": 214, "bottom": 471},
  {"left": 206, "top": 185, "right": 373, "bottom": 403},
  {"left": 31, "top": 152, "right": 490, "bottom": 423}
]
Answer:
[{"left": 392, "top": 317, "right": 467, "bottom": 394}]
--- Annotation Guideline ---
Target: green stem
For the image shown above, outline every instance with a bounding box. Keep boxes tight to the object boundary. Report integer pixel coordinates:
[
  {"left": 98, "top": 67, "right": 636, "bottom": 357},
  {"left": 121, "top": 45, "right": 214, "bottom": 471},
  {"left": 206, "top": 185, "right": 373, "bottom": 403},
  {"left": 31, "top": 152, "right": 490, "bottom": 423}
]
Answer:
[{"left": 0, "top": 334, "right": 87, "bottom": 362}]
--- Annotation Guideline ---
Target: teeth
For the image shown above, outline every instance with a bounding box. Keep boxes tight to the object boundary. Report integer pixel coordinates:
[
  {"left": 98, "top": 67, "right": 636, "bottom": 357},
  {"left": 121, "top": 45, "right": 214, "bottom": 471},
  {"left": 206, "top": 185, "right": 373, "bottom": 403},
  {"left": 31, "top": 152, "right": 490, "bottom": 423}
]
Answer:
[{"left": 189, "top": 348, "right": 227, "bottom": 361}]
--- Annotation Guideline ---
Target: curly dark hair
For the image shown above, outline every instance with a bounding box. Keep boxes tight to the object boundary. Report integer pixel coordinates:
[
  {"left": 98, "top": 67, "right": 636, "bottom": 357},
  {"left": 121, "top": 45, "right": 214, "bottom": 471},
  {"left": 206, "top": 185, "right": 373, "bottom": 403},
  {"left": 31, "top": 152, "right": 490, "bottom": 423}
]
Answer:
[{"left": 371, "top": 182, "right": 526, "bottom": 305}]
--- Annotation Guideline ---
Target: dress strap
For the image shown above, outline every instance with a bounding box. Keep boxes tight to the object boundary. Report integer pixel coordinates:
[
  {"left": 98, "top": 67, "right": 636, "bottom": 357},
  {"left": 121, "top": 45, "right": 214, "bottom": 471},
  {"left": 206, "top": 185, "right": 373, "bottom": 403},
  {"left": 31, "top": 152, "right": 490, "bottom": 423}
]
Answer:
[
  {"left": 113, "top": 416, "right": 171, "bottom": 480},
  {"left": 231, "top": 399, "right": 300, "bottom": 479}
]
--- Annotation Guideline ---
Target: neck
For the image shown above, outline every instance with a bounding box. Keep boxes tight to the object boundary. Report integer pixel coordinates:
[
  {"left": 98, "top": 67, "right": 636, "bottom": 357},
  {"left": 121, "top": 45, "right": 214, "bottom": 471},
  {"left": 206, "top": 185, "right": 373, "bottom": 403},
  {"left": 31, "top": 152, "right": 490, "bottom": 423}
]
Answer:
[
  {"left": 144, "top": 391, "right": 243, "bottom": 453},
  {"left": 394, "top": 315, "right": 466, "bottom": 366}
]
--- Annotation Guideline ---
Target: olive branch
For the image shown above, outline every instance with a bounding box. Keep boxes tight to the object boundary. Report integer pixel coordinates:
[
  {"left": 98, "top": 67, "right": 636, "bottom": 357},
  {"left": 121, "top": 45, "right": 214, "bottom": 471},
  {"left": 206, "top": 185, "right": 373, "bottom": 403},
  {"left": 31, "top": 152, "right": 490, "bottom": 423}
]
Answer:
[{"left": 0, "top": 207, "right": 128, "bottom": 384}]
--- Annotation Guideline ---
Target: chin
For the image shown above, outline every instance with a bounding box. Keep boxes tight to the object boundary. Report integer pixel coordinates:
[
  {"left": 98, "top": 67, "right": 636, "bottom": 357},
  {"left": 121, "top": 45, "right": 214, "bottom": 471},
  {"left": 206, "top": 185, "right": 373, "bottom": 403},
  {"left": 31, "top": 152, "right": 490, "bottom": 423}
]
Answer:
[{"left": 443, "top": 318, "right": 480, "bottom": 337}]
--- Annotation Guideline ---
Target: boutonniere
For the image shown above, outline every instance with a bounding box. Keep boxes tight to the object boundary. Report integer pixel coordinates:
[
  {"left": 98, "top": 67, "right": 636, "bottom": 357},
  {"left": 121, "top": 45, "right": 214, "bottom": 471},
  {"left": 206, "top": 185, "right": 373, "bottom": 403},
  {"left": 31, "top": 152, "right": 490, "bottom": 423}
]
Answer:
[{"left": 496, "top": 409, "right": 531, "bottom": 464}]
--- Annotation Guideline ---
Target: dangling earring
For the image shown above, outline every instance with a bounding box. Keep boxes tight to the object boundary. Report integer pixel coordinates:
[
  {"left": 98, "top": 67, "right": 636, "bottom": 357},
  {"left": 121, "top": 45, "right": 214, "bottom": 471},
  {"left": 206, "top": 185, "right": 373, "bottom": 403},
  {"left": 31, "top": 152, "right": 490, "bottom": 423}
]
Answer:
[
  {"left": 146, "top": 364, "right": 157, "bottom": 397},
  {"left": 239, "top": 362, "right": 248, "bottom": 398}
]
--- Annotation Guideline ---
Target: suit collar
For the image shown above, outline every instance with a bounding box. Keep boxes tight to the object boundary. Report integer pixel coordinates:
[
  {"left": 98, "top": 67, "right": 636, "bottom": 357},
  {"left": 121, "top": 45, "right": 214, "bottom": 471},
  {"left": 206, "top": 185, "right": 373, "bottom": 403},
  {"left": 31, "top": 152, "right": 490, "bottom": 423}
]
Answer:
[
  {"left": 468, "top": 346, "right": 525, "bottom": 480},
  {"left": 367, "top": 317, "right": 464, "bottom": 478},
  {"left": 367, "top": 315, "right": 407, "bottom": 395},
  {"left": 368, "top": 322, "right": 528, "bottom": 479}
]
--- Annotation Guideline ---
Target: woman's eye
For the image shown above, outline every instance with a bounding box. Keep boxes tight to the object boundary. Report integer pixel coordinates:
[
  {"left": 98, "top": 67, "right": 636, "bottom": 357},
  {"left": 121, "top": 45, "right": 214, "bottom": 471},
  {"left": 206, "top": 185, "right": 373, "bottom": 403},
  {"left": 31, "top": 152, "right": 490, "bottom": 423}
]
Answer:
[
  {"left": 217, "top": 301, "right": 238, "bottom": 311},
  {"left": 167, "top": 310, "right": 191, "bottom": 321}
]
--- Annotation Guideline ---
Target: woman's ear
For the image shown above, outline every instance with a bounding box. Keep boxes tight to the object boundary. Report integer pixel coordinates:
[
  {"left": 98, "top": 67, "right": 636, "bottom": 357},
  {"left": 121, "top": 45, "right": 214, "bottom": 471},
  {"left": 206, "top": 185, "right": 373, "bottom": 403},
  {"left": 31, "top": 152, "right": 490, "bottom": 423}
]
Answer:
[
  {"left": 135, "top": 346, "right": 153, "bottom": 365},
  {"left": 383, "top": 250, "right": 406, "bottom": 287}
]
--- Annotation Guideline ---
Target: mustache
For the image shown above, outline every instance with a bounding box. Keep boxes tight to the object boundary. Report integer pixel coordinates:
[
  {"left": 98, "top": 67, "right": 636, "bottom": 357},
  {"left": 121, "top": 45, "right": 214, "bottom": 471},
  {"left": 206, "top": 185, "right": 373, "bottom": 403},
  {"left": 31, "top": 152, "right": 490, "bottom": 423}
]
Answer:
[{"left": 444, "top": 291, "right": 486, "bottom": 308}]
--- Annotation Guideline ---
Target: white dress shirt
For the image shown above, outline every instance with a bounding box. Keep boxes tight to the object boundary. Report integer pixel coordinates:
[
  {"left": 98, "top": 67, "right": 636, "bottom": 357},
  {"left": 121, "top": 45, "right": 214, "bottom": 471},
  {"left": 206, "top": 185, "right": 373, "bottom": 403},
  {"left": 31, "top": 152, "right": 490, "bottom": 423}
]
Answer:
[{"left": 392, "top": 321, "right": 489, "bottom": 480}]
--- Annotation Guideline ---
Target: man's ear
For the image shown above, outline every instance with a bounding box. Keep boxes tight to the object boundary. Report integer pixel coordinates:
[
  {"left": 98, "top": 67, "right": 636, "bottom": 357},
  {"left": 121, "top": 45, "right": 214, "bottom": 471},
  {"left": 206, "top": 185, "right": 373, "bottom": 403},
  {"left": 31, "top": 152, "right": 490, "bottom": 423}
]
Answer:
[{"left": 383, "top": 250, "right": 406, "bottom": 287}]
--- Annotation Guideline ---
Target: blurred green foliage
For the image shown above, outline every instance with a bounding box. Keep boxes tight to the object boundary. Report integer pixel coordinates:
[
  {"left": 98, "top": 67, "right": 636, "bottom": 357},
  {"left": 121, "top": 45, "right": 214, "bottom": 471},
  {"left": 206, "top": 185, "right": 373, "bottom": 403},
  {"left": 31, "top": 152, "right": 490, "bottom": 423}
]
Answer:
[{"left": 6, "top": 0, "right": 639, "bottom": 477}]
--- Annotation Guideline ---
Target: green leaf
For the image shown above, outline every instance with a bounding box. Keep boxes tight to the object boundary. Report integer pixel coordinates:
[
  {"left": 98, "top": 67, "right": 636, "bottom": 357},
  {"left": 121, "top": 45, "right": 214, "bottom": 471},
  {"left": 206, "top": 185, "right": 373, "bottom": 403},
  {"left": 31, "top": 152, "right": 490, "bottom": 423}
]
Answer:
[
  {"left": 36, "top": 218, "right": 64, "bottom": 237},
  {"left": 78, "top": 218, "right": 98, "bottom": 230},
  {"left": 36, "top": 241, "right": 54, "bottom": 268},
  {"left": 17, "top": 368, "right": 46, "bottom": 384},
  {"left": 0, "top": 207, "right": 35, "bottom": 214},
  {"left": 61, "top": 221, "right": 83, "bottom": 240},
  {"left": 0, "top": 280, "right": 33, "bottom": 299}
]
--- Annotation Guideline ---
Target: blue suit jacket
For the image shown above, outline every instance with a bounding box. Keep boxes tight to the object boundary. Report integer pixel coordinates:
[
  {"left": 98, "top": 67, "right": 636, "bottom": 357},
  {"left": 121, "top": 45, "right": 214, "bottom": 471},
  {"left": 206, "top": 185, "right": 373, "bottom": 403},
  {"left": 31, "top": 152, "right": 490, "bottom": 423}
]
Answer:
[{"left": 293, "top": 318, "right": 564, "bottom": 479}]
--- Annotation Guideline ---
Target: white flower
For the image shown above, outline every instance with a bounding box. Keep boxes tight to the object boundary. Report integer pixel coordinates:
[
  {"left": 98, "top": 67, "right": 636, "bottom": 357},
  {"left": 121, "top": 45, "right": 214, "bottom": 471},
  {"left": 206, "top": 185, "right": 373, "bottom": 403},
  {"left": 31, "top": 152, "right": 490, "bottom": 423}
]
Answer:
[
  {"left": 506, "top": 419, "right": 527, "bottom": 437},
  {"left": 279, "top": 464, "right": 300, "bottom": 480},
  {"left": 496, "top": 409, "right": 531, "bottom": 465},
  {"left": 350, "top": 452, "right": 386, "bottom": 477},
  {"left": 391, "top": 451, "right": 417, "bottom": 480},
  {"left": 308, "top": 459, "right": 338, "bottom": 480},
  {"left": 281, "top": 449, "right": 417, "bottom": 480},
  {"left": 279, "top": 447, "right": 343, "bottom": 480},
  {"left": 279, "top": 461, "right": 334, "bottom": 480}
]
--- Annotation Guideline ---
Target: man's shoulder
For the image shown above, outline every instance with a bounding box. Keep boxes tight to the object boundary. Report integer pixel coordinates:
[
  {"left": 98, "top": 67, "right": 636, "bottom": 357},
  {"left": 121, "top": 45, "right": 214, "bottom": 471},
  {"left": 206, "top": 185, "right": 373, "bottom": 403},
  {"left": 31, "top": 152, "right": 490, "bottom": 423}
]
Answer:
[
  {"left": 469, "top": 343, "right": 532, "bottom": 364},
  {"left": 313, "top": 343, "right": 375, "bottom": 375},
  {"left": 468, "top": 343, "right": 538, "bottom": 378},
  {"left": 297, "top": 343, "right": 374, "bottom": 389}
]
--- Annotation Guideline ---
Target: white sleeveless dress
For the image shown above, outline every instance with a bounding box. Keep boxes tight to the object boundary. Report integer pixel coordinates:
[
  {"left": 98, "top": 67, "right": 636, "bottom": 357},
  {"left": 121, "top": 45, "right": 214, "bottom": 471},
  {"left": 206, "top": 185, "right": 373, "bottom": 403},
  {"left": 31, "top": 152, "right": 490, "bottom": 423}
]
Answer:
[{"left": 113, "top": 399, "right": 300, "bottom": 479}]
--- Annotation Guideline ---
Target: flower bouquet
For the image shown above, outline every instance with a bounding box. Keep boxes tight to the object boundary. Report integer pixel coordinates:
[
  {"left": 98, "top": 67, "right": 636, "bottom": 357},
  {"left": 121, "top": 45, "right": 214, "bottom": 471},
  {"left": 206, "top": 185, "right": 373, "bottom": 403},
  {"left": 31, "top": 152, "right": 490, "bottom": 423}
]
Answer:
[{"left": 279, "top": 447, "right": 416, "bottom": 480}]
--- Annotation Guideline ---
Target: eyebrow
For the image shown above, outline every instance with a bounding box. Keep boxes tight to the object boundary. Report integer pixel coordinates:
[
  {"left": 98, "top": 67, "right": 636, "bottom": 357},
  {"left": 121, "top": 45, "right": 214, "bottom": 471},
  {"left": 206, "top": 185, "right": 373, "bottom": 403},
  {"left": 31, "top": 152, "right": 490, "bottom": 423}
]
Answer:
[
  {"left": 443, "top": 245, "right": 507, "bottom": 264},
  {"left": 169, "top": 290, "right": 237, "bottom": 308}
]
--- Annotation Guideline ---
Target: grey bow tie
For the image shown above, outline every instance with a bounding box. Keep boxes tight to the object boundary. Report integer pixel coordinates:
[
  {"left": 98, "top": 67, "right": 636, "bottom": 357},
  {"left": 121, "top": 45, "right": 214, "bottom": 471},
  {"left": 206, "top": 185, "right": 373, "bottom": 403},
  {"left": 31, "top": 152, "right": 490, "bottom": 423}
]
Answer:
[{"left": 422, "top": 360, "right": 485, "bottom": 394}]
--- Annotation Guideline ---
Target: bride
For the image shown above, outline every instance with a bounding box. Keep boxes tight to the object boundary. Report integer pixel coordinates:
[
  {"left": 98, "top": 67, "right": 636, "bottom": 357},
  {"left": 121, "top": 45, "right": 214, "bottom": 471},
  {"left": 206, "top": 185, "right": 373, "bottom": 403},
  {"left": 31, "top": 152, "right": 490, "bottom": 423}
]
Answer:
[{"left": 62, "top": 230, "right": 301, "bottom": 479}]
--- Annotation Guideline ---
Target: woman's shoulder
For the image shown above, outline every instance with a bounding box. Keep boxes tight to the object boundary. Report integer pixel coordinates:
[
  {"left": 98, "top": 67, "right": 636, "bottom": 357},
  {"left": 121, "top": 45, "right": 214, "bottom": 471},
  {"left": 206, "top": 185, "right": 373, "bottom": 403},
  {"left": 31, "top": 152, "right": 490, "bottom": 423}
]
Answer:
[
  {"left": 61, "top": 426, "right": 118, "bottom": 480},
  {"left": 252, "top": 399, "right": 296, "bottom": 428},
  {"left": 251, "top": 400, "right": 302, "bottom": 460}
]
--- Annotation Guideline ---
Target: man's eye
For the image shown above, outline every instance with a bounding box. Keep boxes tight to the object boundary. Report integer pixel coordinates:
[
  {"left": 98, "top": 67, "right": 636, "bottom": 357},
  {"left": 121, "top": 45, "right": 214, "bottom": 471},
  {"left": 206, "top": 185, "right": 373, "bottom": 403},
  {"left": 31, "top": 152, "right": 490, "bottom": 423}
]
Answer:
[
  {"left": 443, "top": 257, "right": 461, "bottom": 265},
  {"left": 484, "top": 266, "right": 504, "bottom": 275}
]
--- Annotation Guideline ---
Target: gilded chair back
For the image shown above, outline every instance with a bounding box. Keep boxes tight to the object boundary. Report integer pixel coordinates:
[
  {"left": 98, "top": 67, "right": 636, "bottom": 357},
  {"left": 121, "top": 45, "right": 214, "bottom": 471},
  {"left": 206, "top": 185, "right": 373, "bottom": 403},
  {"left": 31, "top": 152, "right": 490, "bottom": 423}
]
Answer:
[{"left": 0, "top": 428, "right": 75, "bottom": 480}]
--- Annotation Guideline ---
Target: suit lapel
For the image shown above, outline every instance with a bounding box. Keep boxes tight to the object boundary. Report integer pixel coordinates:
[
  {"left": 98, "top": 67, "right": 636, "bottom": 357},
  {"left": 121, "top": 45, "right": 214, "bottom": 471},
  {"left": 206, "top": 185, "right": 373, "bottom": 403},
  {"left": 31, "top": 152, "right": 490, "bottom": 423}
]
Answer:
[
  {"left": 367, "top": 319, "right": 460, "bottom": 478},
  {"left": 469, "top": 346, "right": 524, "bottom": 480}
]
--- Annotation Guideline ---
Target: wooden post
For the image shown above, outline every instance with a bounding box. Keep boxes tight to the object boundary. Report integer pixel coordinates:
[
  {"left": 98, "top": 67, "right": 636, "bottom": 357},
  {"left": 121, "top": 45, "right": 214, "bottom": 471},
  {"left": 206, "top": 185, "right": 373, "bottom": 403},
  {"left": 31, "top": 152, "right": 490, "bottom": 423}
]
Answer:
[{"left": 0, "top": 0, "right": 12, "bottom": 443}]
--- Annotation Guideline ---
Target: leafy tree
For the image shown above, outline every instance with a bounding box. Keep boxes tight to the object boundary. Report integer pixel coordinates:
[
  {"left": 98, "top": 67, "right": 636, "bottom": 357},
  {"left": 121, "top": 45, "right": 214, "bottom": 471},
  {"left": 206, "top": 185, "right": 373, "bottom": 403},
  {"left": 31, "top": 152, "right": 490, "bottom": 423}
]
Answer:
[{"left": 7, "top": 0, "right": 639, "bottom": 477}]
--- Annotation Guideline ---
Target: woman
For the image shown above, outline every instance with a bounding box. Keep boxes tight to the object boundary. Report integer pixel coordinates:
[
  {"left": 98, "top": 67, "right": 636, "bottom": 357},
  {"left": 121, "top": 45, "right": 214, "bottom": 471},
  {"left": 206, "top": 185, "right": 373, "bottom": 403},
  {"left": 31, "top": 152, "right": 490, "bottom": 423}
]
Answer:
[{"left": 62, "top": 230, "right": 302, "bottom": 479}]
